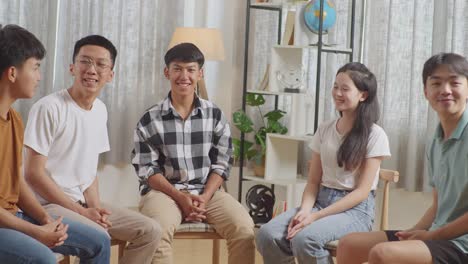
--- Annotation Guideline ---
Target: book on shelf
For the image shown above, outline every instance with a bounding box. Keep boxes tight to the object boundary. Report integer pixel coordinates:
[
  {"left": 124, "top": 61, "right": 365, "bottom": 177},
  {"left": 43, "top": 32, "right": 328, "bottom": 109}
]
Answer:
[
  {"left": 257, "top": 64, "right": 270, "bottom": 91},
  {"left": 282, "top": 10, "right": 295, "bottom": 45}
]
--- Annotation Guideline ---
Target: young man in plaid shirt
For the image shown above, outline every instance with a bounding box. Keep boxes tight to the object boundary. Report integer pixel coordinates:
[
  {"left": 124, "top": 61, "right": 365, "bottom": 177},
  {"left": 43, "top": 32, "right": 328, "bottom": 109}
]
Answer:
[{"left": 131, "top": 43, "right": 255, "bottom": 264}]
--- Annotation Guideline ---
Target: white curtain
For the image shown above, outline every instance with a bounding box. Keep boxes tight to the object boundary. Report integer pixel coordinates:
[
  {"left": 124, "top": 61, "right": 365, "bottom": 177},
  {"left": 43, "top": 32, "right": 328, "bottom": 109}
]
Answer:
[
  {"left": 245, "top": 0, "right": 468, "bottom": 192},
  {"left": 1, "top": 0, "right": 245, "bottom": 164},
  {"left": 54, "top": 0, "right": 186, "bottom": 164},
  {"left": 1, "top": 0, "right": 57, "bottom": 115},
  {"left": 5, "top": 0, "right": 467, "bottom": 194},
  {"left": 363, "top": 0, "right": 468, "bottom": 191},
  {"left": 1, "top": 0, "right": 245, "bottom": 206}
]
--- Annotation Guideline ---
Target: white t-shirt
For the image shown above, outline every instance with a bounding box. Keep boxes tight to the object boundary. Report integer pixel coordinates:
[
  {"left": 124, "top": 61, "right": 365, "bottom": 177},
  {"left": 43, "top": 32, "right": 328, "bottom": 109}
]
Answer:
[
  {"left": 309, "top": 119, "right": 391, "bottom": 190},
  {"left": 24, "top": 89, "right": 110, "bottom": 204}
]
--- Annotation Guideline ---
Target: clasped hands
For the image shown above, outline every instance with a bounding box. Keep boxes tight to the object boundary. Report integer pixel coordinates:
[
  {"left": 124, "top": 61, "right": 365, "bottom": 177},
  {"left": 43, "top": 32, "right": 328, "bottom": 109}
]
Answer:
[
  {"left": 80, "top": 207, "right": 112, "bottom": 229},
  {"left": 35, "top": 216, "right": 69, "bottom": 248},
  {"left": 287, "top": 209, "right": 320, "bottom": 240},
  {"left": 179, "top": 192, "right": 207, "bottom": 222}
]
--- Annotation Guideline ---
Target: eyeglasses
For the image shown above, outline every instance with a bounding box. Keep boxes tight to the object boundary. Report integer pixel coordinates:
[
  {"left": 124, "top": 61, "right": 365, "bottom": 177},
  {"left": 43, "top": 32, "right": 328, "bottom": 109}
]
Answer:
[{"left": 76, "top": 56, "right": 112, "bottom": 73}]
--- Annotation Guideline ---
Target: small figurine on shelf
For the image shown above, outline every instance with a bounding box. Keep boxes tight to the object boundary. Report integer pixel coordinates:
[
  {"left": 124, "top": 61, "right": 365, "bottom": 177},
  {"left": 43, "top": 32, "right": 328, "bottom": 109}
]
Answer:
[{"left": 276, "top": 68, "right": 306, "bottom": 93}]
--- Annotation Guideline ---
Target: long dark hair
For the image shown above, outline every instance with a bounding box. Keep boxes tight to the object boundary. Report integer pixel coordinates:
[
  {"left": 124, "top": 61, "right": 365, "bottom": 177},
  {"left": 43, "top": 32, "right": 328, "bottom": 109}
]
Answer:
[{"left": 336, "top": 62, "right": 379, "bottom": 170}]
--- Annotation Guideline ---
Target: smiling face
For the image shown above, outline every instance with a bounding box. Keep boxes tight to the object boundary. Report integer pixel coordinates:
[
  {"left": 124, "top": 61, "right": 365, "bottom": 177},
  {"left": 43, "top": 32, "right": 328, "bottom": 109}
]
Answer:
[
  {"left": 69, "top": 45, "right": 114, "bottom": 96},
  {"left": 164, "top": 61, "right": 203, "bottom": 98},
  {"left": 424, "top": 64, "right": 468, "bottom": 119},
  {"left": 332, "top": 72, "right": 368, "bottom": 114},
  {"left": 9, "top": 57, "right": 42, "bottom": 99}
]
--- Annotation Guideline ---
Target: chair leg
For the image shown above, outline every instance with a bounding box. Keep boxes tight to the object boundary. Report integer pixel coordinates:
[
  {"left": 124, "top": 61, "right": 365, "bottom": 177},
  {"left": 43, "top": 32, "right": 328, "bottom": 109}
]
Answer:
[
  {"left": 212, "top": 239, "right": 220, "bottom": 264},
  {"left": 59, "top": 256, "right": 71, "bottom": 264},
  {"left": 118, "top": 241, "right": 126, "bottom": 259}
]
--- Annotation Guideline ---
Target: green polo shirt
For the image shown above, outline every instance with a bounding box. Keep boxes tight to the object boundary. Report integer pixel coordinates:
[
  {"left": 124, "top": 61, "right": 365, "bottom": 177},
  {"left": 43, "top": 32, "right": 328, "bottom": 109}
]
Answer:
[{"left": 427, "top": 108, "right": 468, "bottom": 253}]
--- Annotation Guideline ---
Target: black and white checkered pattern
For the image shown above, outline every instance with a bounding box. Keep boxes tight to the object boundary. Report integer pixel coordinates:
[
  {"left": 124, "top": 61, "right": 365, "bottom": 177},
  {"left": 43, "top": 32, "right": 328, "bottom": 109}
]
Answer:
[{"left": 131, "top": 93, "right": 232, "bottom": 195}]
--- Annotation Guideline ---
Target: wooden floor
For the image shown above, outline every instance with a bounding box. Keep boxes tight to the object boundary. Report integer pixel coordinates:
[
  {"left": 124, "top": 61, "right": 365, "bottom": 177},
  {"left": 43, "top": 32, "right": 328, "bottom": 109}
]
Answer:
[
  {"left": 172, "top": 239, "right": 263, "bottom": 264},
  {"left": 72, "top": 238, "right": 335, "bottom": 263},
  {"left": 86, "top": 239, "right": 265, "bottom": 264}
]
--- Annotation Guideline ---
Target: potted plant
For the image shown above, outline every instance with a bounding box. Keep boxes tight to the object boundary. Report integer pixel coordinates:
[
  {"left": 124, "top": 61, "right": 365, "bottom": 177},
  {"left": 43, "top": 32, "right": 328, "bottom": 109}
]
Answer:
[{"left": 232, "top": 94, "right": 288, "bottom": 176}]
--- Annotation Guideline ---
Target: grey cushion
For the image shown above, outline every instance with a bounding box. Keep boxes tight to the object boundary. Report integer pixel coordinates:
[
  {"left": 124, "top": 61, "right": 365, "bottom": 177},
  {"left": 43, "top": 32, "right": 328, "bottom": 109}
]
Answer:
[{"left": 176, "top": 222, "right": 216, "bottom": 233}]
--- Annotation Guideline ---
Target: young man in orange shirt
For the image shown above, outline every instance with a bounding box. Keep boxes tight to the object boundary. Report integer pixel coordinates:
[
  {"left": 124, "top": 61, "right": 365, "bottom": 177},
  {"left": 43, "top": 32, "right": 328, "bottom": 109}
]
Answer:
[{"left": 0, "top": 24, "right": 110, "bottom": 263}]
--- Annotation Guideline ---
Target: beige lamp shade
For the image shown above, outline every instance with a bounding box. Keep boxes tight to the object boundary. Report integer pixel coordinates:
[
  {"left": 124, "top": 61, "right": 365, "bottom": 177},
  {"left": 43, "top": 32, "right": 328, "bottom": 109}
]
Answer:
[{"left": 168, "top": 27, "right": 225, "bottom": 61}]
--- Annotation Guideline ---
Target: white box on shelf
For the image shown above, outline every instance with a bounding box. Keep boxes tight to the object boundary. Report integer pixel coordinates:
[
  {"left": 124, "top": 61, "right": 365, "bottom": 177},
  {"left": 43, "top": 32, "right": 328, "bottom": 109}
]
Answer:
[
  {"left": 269, "top": 45, "right": 318, "bottom": 94},
  {"left": 270, "top": 46, "right": 302, "bottom": 93},
  {"left": 264, "top": 133, "right": 310, "bottom": 181}
]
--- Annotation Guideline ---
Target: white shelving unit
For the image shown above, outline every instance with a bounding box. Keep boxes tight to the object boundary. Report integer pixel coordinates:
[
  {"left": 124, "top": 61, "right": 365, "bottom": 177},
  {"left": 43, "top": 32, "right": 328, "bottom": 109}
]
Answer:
[
  {"left": 266, "top": 133, "right": 309, "bottom": 207},
  {"left": 264, "top": 133, "right": 309, "bottom": 180},
  {"left": 238, "top": 0, "right": 358, "bottom": 211},
  {"left": 243, "top": 133, "right": 311, "bottom": 208},
  {"left": 270, "top": 45, "right": 318, "bottom": 93}
]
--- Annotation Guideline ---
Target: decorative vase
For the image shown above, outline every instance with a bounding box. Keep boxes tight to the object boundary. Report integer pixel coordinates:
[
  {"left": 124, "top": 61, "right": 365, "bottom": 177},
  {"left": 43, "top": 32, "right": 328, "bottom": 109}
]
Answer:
[{"left": 253, "top": 156, "right": 266, "bottom": 177}]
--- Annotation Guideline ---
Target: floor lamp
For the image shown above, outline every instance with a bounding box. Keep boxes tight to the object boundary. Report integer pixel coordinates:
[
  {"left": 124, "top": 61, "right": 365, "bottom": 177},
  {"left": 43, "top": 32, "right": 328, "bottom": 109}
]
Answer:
[{"left": 168, "top": 27, "right": 225, "bottom": 100}]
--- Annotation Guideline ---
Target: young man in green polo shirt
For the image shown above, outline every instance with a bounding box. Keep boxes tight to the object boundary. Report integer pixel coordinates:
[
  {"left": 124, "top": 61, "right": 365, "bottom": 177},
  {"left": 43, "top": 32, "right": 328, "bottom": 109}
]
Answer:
[{"left": 336, "top": 53, "right": 468, "bottom": 264}]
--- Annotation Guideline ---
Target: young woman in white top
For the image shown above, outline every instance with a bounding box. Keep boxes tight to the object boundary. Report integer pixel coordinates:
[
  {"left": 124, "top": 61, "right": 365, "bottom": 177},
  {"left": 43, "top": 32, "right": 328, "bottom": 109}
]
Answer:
[{"left": 255, "top": 62, "right": 391, "bottom": 264}]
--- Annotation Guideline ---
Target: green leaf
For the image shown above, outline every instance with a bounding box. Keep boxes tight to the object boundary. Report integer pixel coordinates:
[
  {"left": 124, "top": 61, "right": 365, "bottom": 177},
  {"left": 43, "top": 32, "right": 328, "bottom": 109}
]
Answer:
[
  {"left": 246, "top": 149, "right": 258, "bottom": 160},
  {"left": 268, "top": 120, "right": 288, "bottom": 134},
  {"left": 232, "top": 138, "right": 255, "bottom": 160},
  {"left": 255, "top": 132, "right": 267, "bottom": 154},
  {"left": 246, "top": 94, "right": 265, "bottom": 106},
  {"left": 232, "top": 111, "right": 254, "bottom": 133},
  {"left": 255, "top": 127, "right": 267, "bottom": 146},
  {"left": 264, "top": 109, "right": 286, "bottom": 122}
]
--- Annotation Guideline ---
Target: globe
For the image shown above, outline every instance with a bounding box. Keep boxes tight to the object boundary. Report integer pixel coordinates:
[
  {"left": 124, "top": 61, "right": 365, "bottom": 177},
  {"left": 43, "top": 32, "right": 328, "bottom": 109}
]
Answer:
[{"left": 303, "top": 0, "right": 337, "bottom": 34}]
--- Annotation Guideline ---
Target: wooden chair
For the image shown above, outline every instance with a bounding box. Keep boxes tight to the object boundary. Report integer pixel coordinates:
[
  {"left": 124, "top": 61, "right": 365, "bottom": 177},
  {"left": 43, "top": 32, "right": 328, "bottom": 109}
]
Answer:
[
  {"left": 172, "top": 182, "right": 229, "bottom": 264},
  {"left": 57, "top": 238, "right": 127, "bottom": 264},
  {"left": 174, "top": 222, "right": 222, "bottom": 264},
  {"left": 324, "top": 169, "right": 400, "bottom": 258}
]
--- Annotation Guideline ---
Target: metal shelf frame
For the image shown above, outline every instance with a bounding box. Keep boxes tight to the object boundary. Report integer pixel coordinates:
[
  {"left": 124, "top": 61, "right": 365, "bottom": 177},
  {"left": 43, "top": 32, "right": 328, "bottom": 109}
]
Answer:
[{"left": 238, "top": 0, "right": 358, "bottom": 202}]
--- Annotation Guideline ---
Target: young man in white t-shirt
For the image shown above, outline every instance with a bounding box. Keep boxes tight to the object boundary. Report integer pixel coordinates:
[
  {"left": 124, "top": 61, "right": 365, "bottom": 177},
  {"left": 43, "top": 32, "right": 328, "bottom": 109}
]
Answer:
[{"left": 24, "top": 35, "right": 161, "bottom": 264}]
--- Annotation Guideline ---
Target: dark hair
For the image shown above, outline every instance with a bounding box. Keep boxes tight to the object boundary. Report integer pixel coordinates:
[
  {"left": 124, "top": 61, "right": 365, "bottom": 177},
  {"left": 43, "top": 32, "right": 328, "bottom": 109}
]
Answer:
[
  {"left": 72, "top": 35, "right": 117, "bottom": 68},
  {"left": 336, "top": 62, "right": 379, "bottom": 170},
  {"left": 0, "top": 24, "right": 46, "bottom": 78},
  {"left": 422, "top": 52, "right": 468, "bottom": 86},
  {"left": 164, "top": 43, "right": 204, "bottom": 67}
]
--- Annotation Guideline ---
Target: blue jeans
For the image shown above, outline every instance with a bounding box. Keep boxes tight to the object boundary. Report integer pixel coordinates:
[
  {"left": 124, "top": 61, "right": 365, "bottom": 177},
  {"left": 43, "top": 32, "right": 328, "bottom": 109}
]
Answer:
[
  {"left": 0, "top": 212, "right": 110, "bottom": 264},
  {"left": 256, "top": 186, "right": 375, "bottom": 264}
]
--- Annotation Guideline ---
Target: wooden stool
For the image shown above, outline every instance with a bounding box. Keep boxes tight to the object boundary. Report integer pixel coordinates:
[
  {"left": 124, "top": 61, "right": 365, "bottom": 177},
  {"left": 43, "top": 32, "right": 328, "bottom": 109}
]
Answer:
[{"left": 174, "top": 222, "right": 223, "bottom": 264}]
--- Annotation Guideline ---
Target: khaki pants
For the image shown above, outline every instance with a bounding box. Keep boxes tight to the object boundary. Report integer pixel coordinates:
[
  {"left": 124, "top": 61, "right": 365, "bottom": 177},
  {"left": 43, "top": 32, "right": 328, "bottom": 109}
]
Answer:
[
  {"left": 44, "top": 202, "right": 161, "bottom": 264},
  {"left": 139, "top": 190, "right": 255, "bottom": 264}
]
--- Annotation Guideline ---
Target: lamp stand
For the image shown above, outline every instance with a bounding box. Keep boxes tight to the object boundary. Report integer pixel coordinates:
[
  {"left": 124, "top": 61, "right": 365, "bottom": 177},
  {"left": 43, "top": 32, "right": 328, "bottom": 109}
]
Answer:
[{"left": 197, "top": 78, "right": 209, "bottom": 100}]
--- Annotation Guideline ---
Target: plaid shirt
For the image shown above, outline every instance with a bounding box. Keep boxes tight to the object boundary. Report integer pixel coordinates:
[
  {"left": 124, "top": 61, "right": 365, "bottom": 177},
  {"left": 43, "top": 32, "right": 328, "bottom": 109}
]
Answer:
[{"left": 131, "top": 93, "right": 232, "bottom": 195}]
